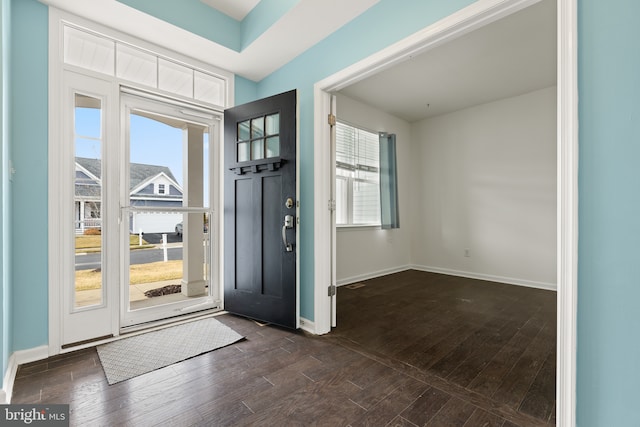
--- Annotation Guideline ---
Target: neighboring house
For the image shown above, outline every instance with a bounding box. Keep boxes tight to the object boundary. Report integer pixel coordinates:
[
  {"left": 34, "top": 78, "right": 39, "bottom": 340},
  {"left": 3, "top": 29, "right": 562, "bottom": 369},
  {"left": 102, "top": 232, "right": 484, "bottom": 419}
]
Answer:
[{"left": 75, "top": 157, "right": 183, "bottom": 234}]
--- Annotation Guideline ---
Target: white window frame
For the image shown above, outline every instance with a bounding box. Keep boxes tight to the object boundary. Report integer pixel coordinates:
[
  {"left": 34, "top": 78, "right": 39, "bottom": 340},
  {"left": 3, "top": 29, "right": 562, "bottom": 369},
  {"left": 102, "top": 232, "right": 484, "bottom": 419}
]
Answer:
[
  {"left": 48, "top": 8, "right": 234, "bottom": 354},
  {"left": 335, "top": 121, "right": 381, "bottom": 227}
]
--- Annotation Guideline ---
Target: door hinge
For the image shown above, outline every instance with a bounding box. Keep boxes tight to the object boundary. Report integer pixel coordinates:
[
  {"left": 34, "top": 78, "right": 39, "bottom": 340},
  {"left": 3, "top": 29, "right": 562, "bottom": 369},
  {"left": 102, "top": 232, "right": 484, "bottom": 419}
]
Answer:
[
  {"left": 328, "top": 285, "right": 336, "bottom": 297},
  {"left": 328, "top": 113, "right": 336, "bottom": 127},
  {"left": 328, "top": 199, "right": 336, "bottom": 212}
]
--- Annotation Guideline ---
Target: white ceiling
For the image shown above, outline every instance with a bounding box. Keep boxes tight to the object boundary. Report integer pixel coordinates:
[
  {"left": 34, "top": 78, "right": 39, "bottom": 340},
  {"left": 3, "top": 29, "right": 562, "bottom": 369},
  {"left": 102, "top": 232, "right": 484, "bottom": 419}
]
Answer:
[
  {"left": 199, "top": 0, "right": 261, "bottom": 21},
  {"left": 339, "top": 0, "right": 557, "bottom": 123}
]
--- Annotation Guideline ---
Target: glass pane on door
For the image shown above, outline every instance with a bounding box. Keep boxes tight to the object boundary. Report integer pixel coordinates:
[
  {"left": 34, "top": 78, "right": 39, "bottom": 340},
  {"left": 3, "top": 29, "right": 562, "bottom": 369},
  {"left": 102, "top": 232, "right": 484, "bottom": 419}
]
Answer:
[
  {"left": 74, "top": 94, "right": 104, "bottom": 308},
  {"left": 127, "top": 211, "right": 211, "bottom": 312},
  {"left": 126, "top": 107, "right": 212, "bottom": 318}
]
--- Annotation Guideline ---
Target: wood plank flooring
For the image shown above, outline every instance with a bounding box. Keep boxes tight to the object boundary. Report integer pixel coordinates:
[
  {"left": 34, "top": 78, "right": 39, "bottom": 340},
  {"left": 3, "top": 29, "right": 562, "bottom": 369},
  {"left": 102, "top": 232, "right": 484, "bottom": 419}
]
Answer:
[{"left": 11, "top": 270, "right": 556, "bottom": 426}]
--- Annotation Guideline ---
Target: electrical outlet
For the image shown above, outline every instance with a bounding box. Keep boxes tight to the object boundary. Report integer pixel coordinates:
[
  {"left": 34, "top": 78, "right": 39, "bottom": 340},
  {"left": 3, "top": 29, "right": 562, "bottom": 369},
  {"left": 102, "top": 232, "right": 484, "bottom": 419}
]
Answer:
[{"left": 464, "top": 248, "right": 470, "bottom": 257}]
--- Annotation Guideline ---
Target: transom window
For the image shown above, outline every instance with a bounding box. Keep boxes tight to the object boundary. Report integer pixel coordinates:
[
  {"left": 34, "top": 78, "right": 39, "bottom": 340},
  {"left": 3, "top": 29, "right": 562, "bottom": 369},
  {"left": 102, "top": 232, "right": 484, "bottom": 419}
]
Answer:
[
  {"left": 335, "top": 121, "right": 380, "bottom": 226},
  {"left": 236, "top": 113, "right": 280, "bottom": 162},
  {"left": 63, "top": 25, "right": 226, "bottom": 107}
]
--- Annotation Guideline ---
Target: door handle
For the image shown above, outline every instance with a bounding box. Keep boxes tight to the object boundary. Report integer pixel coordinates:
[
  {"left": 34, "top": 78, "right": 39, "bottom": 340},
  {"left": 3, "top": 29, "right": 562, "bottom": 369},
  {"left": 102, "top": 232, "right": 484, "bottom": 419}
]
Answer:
[{"left": 282, "top": 215, "right": 294, "bottom": 252}]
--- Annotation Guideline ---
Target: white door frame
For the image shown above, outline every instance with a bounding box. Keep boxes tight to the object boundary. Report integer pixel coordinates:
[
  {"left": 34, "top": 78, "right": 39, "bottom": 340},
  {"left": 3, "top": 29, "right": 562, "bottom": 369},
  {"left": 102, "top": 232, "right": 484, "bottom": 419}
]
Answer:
[
  {"left": 48, "top": 8, "right": 233, "bottom": 354},
  {"left": 313, "top": 0, "right": 577, "bottom": 425},
  {"left": 119, "top": 91, "right": 221, "bottom": 328}
]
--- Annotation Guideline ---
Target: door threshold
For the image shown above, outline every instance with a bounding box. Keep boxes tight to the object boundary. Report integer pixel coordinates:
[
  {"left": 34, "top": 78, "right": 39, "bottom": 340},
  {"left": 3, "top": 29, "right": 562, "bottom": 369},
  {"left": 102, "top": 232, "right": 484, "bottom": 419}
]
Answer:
[
  {"left": 120, "top": 308, "right": 226, "bottom": 334},
  {"left": 58, "top": 309, "right": 226, "bottom": 354},
  {"left": 61, "top": 334, "right": 114, "bottom": 350}
]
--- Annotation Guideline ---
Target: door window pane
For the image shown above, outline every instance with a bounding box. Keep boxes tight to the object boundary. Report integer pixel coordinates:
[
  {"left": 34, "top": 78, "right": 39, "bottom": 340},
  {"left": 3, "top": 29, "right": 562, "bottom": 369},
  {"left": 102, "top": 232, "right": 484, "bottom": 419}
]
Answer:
[
  {"left": 127, "top": 108, "right": 212, "bottom": 314},
  {"left": 127, "top": 211, "right": 211, "bottom": 312},
  {"left": 251, "top": 139, "right": 264, "bottom": 160},
  {"left": 265, "top": 113, "right": 279, "bottom": 135},
  {"left": 251, "top": 117, "right": 264, "bottom": 139},
  {"left": 74, "top": 94, "right": 103, "bottom": 308},
  {"left": 238, "top": 142, "right": 250, "bottom": 162},
  {"left": 236, "top": 113, "right": 281, "bottom": 162},
  {"left": 266, "top": 136, "right": 280, "bottom": 158},
  {"left": 238, "top": 120, "right": 250, "bottom": 141}
]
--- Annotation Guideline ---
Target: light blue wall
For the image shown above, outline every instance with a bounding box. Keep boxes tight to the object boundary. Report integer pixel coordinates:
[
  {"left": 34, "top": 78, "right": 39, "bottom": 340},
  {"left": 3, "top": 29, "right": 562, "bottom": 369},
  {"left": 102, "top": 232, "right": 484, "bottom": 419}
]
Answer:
[
  {"left": 116, "top": 0, "right": 301, "bottom": 52},
  {"left": 10, "top": 0, "right": 48, "bottom": 351},
  {"left": 254, "top": 0, "right": 476, "bottom": 320},
  {"left": 577, "top": 0, "right": 640, "bottom": 425},
  {"left": 234, "top": 75, "right": 258, "bottom": 105},
  {"left": 116, "top": 0, "right": 241, "bottom": 51},
  {"left": 241, "top": 0, "right": 299, "bottom": 49}
]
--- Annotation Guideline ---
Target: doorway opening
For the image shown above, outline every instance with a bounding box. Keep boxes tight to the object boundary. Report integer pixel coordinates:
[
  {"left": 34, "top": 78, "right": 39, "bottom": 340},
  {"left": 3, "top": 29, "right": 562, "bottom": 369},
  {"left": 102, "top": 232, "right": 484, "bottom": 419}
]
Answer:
[
  {"left": 313, "top": 0, "right": 577, "bottom": 424},
  {"left": 120, "top": 92, "right": 220, "bottom": 328}
]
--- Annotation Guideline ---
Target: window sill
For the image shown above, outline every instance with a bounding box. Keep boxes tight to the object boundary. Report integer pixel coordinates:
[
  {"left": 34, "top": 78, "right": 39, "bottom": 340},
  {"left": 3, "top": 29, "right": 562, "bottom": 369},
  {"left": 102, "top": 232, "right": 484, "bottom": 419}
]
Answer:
[{"left": 337, "top": 224, "right": 381, "bottom": 231}]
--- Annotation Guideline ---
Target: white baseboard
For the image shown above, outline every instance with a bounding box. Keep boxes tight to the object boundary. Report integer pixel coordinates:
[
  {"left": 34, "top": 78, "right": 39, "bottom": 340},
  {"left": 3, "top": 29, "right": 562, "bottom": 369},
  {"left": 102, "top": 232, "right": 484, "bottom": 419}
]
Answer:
[
  {"left": 299, "top": 317, "right": 315, "bottom": 334},
  {"left": 336, "top": 265, "right": 412, "bottom": 287},
  {"left": 410, "top": 264, "right": 557, "bottom": 291},
  {"left": 2, "top": 345, "right": 49, "bottom": 404},
  {"left": 2, "top": 353, "right": 18, "bottom": 404}
]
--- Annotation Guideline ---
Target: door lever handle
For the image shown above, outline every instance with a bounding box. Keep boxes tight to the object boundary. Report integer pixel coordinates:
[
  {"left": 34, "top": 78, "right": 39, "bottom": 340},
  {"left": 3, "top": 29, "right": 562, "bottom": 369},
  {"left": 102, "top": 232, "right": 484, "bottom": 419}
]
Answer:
[{"left": 282, "top": 215, "right": 294, "bottom": 252}]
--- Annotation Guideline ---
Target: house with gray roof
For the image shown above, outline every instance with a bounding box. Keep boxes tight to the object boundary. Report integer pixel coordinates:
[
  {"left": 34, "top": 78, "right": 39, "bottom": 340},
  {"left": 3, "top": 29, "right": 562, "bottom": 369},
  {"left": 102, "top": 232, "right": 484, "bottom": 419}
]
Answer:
[{"left": 75, "top": 157, "right": 183, "bottom": 234}]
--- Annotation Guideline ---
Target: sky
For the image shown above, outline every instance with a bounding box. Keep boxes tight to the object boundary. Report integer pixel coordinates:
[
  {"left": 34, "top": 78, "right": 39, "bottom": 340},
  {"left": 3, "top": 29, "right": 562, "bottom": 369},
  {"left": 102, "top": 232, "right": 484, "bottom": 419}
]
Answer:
[{"left": 75, "top": 107, "right": 211, "bottom": 194}]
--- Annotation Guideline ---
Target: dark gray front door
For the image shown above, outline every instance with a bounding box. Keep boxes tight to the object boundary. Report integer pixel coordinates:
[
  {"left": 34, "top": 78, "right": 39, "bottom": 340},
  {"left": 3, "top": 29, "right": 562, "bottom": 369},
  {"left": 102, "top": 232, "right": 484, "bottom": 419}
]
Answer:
[{"left": 224, "top": 90, "right": 297, "bottom": 329}]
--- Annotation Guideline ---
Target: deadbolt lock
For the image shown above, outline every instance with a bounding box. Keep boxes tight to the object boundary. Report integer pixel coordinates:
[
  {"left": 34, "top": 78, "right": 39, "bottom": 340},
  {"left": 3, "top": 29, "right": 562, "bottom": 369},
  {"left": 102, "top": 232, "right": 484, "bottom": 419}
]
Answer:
[{"left": 285, "top": 197, "right": 294, "bottom": 209}]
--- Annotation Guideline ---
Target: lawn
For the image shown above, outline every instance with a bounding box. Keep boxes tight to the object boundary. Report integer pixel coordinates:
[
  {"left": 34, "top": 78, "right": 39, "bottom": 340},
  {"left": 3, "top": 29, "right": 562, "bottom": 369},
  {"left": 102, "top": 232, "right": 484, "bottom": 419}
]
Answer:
[
  {"left": 75, "top": 260, "right": 183, "bottom": 291},
  {"left": 76, "top": 234, "right": 152, "bottom": 253}
]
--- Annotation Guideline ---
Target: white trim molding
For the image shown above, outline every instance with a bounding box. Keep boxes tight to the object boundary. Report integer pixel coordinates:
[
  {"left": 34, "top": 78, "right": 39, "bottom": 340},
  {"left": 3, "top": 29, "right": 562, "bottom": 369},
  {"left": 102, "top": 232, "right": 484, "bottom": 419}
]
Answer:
[
  {"left": 410, "top": 265, "right": 557, "bottom": 292},
  {"left": 2, "top": 346, "right": 49, "bottom": 404},
  {"left": 314, "top": 0, "right": 577, "bottom": 425},
  {"left": 299, "top": 317, "right": 316, "bottom": 335},
  {"left": 312, "top": 87, "right": 334, "bottom": 335},
  {"left": 557, "top": 0, "right": 578, "bottom": 425},
  {"left": 336, "top": 265, "right": 412, "bottom": 287}
]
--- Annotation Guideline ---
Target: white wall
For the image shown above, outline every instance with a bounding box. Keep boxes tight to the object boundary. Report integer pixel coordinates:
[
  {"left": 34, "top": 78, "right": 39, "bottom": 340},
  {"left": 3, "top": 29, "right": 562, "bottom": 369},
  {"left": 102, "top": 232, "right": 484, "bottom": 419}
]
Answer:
[
  {"left": 335, "top": 94, "right": 412, "bottom": 284},
  {"left": 410, "top": 86, "right": 557, "bottom": 289}
]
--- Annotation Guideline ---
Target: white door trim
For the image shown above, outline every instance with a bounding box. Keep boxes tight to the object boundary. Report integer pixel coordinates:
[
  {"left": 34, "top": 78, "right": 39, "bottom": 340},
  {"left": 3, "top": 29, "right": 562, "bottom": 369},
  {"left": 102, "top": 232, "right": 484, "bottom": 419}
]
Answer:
[
  {"left": 556, "top": 0, "right": 578, "bottom": 425},
  {"left": 313, "top": 0, "right": 577, "bottom": 425}
]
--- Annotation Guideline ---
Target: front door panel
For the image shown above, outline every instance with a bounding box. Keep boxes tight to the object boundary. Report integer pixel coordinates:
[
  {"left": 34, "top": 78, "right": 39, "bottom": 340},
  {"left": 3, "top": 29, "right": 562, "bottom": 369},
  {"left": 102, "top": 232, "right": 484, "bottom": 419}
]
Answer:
[{"left": 224, "top": 90, "right": 297, "bottom": 328}]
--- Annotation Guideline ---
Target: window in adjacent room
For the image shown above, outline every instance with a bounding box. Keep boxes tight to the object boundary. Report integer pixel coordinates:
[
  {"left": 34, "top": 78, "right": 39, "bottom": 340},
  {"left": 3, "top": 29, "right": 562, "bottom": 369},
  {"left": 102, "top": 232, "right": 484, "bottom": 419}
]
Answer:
[{"left": 335, "top": 121, "right": 380, "bottom": 226}]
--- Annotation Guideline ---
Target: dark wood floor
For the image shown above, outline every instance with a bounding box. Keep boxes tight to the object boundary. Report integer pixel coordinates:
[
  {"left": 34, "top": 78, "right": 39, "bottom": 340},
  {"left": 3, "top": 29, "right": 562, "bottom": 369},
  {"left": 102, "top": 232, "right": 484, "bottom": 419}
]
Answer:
[{"left": 12, "top": 270, "right": 556, "bottom": 426}]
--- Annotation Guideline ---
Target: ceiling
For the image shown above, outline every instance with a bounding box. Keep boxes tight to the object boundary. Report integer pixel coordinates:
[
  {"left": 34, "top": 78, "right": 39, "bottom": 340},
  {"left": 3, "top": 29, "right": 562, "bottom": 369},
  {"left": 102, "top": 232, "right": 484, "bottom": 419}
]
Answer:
[
  {"left": 339, "top": 0, "right": 557, "bottom": 123},
  {"left": 199, "top": 0, "right": 261, "bottom": 20}
]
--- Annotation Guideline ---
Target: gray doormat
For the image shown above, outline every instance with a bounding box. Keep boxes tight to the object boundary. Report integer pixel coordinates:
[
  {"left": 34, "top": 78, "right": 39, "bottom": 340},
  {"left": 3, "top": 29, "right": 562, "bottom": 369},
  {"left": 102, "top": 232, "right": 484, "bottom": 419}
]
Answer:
[{"left": 97, "top": 317, "right": 244, "bottom": 384}]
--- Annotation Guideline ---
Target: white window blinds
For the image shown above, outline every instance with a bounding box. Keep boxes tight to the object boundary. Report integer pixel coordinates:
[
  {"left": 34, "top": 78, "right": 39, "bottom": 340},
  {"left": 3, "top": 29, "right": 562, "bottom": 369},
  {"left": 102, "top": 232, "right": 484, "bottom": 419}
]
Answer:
[{"left": 335, "top": 122, "right": 380, "bottom": 225}]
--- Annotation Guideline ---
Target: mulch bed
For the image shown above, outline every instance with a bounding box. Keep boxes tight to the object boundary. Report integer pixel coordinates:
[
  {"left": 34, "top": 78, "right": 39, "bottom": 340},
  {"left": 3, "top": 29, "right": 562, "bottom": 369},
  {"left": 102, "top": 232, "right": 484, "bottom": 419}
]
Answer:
[{"left": 144, "top": 284, "right": 182, "bottom": 298}]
